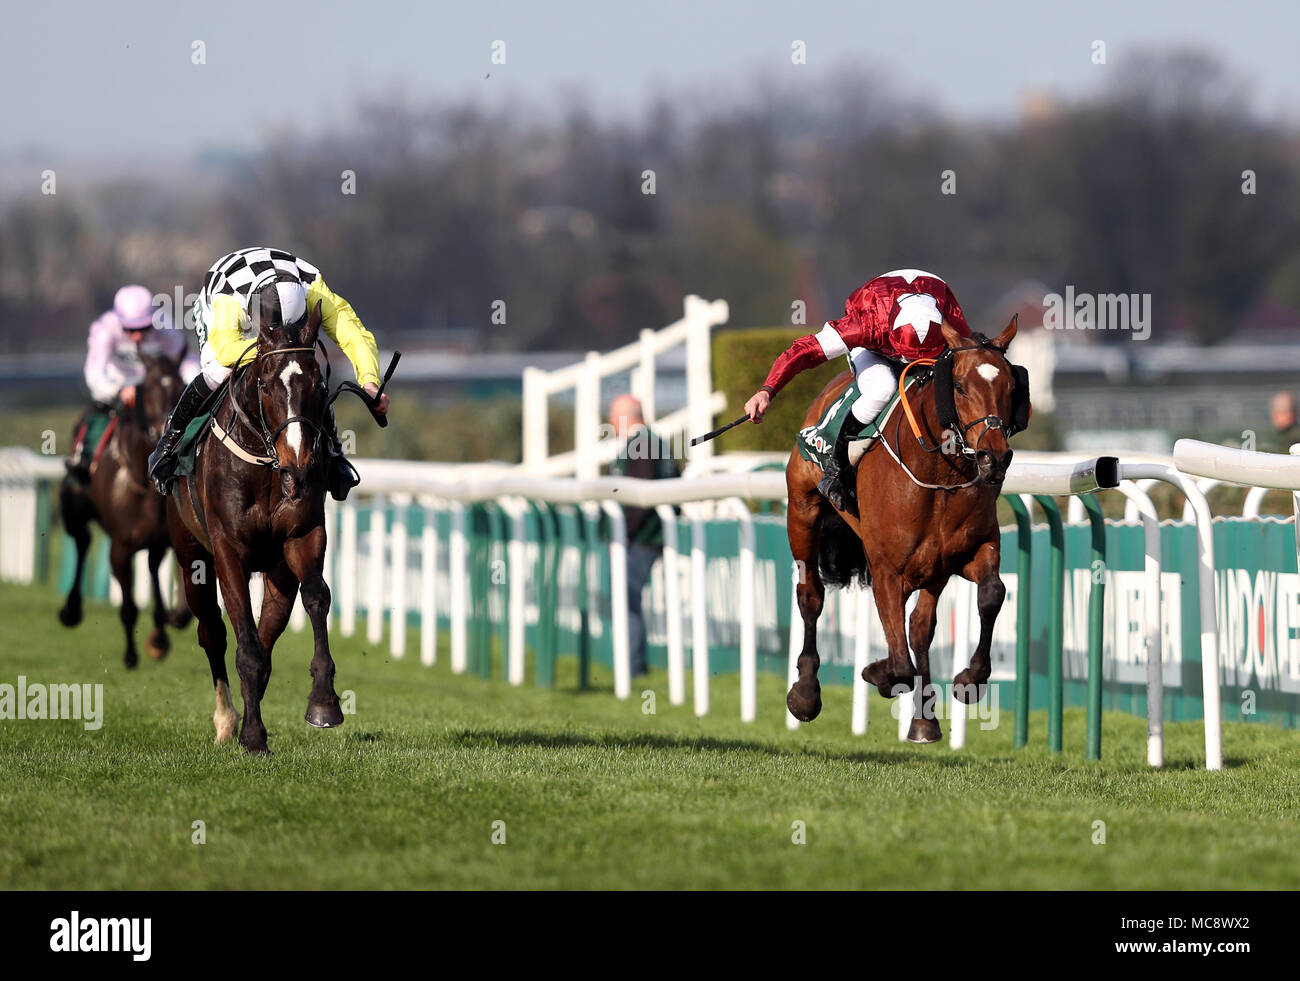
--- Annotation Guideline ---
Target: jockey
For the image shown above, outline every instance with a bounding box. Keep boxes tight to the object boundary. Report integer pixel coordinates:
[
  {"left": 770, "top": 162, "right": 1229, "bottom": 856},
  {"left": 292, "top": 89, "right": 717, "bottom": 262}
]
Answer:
[
  {"left": 67, "top": 285, "right": 200, "bottom": 482},
  {"left": 744, "top": 269, "right": 972, "bottom": 514},
  {"left": 147, "top": 246, "right": 390, "bottom": 500}
]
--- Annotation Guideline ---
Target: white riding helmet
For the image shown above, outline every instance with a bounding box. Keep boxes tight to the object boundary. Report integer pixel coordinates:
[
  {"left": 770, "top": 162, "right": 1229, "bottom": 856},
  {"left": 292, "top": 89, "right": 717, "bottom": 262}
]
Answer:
[
  {"left": 249, "top": 277, "right": 308, "bottom": 327},
  {"left": 114, "top": 284, "right": 155, "bottom": 330}
]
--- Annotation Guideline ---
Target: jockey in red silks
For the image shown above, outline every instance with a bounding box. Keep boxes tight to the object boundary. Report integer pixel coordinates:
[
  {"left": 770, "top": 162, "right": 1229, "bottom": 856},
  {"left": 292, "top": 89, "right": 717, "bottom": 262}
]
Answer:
[
  {"left": 744, "top": 269, "right": 972, "bottom": 514},
  {"left": 67, "top": 285, "right": 200, "bottom": 482}
]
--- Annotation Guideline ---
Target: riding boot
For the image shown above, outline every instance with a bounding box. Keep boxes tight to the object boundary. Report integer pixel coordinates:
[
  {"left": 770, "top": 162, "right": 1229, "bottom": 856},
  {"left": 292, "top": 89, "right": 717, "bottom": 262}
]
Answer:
[
  {"left": 817, "top": 413, "right": 868, "bottom": 517},
  {"left": 148, "top": 374, "right": 214, "bottom": 495},
  {"left": 64, "top": 409, "right": 95, "bottom": 483},
  {"left": 323, "top": 404, "right": 360, "bottom": 501}
]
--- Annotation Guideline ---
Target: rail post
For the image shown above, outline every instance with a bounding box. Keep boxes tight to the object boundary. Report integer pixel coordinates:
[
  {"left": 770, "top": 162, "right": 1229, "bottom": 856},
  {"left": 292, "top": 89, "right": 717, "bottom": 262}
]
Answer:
[
  {"left": 1006, "top": 495, "right": 1033, "bottom": 749},
  {"left": 1081, "top": 494, "right": 1107, "bottom": 760},
  {"left": 1033, "top": 494, "right": 1065, "bottom": 753}
]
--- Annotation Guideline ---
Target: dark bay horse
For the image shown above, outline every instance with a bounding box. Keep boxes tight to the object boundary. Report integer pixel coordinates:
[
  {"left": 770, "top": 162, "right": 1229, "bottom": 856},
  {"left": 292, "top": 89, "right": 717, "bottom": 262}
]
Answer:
[
  {"left": 59, "top": 352, "right": 191, "bottom": 667},
  {"left": 167, "top": 301, "right": 341, "bottom": 752},
  {"left": 785, "top": 318, "right": 1025, "bottom": 743}
]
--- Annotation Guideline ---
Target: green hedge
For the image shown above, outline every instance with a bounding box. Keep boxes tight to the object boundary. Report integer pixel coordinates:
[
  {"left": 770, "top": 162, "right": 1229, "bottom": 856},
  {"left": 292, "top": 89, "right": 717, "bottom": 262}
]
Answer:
[{"left": 711, "top": 326, "right": 846, "bottom": 453}]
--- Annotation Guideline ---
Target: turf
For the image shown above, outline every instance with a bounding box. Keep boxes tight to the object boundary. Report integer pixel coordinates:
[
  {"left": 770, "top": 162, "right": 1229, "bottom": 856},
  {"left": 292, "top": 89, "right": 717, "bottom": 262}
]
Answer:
[{"left": 1, "top": 581, "right": 1298, "bottom": 890}]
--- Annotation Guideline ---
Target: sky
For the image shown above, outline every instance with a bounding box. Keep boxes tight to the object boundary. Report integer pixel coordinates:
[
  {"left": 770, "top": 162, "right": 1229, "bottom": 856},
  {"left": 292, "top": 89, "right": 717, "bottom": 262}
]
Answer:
[{"left": 2, "top": 0, "right": 1298, "bottom": 161}]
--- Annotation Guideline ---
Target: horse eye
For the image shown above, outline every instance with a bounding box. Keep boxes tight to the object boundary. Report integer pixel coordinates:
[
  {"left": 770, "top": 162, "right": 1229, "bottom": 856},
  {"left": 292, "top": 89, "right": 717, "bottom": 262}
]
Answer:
[{"left": 953, "top": 381, "right": 965, "bottom": 395}]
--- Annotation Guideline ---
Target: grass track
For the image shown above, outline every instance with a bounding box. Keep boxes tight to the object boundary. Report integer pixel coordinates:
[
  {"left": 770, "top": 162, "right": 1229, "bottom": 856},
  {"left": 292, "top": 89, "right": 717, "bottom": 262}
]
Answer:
[{"left": 1, "top": 582, "right": 1298, "bottom": 890}]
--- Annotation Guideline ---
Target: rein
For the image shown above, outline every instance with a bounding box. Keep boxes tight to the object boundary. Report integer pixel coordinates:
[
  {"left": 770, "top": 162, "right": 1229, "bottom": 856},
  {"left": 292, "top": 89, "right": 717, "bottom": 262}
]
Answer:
[{"left": 209, "top": 338, "right": 400, "bottom": 470}]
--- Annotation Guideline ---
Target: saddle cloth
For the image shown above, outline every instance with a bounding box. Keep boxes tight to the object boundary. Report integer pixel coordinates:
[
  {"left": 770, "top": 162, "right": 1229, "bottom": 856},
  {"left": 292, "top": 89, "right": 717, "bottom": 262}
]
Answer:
[
  {"left": 795, "top": 367, "right": 925, "bottom": 474},
  {"left": 175, "top": 413, "right": 213, "bottom": 479}
]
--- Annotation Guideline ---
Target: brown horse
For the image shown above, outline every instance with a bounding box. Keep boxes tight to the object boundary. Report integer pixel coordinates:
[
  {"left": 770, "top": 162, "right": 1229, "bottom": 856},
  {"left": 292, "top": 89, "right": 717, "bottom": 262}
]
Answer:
[
  {"left": 58, "top": 352, "right": 191, "bottom": 667},
  {"left": 785, "top": 318, "right": 1024, "bottom": 742},
  {"left": 167, "top": 300, "right": 342, "bottom": 752}
]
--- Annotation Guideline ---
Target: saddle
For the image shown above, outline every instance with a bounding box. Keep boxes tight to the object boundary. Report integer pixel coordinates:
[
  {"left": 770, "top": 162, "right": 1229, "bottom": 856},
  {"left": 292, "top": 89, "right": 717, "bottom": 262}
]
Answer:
[{"left": 795, "top": 364, "right": 924, "bottom": 475}]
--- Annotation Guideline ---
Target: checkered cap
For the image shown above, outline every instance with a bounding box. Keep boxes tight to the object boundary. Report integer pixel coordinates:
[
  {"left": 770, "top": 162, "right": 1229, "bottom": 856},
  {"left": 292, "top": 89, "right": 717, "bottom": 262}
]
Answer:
[{"left": 198, "top": 247, "right": 320, "bottom": 319}]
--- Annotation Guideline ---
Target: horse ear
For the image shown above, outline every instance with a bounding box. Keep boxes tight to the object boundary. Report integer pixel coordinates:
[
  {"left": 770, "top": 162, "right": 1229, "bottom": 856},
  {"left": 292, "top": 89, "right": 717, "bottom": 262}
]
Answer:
[
  {"left": 303, "top": 300, "right": 323, "bottom": 346},
  {"left": 993, "top": 314, "right": 1019, "bottom": 351},
  {"left": 940, "top": 322, "right": 964, "bottom": 349}
]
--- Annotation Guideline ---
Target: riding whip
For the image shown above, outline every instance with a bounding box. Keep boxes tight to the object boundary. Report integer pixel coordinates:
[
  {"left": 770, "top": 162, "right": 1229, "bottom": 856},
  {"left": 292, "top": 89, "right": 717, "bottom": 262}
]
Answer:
[{"left": 690, "top": 414, "right": 750, "bottom": 447}]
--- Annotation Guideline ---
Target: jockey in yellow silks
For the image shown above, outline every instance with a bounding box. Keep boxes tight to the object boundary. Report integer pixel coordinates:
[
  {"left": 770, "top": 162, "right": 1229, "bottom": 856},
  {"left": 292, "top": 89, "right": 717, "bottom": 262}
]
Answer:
[{"left": 147, "top": 246, "right": 389, "bottom": 500}]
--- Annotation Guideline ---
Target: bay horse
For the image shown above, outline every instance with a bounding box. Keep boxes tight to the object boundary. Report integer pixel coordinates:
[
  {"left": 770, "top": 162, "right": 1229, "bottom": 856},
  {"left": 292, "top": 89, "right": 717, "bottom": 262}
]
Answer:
[
  {"left": 785, "top": 318, "right": 1025, "bottom": 743},
  {"left": 58, "top": 351, "right": 192, "bottom": 667},
  {"left": 167, "top": 300, "right": 342, "bottom": 753}
]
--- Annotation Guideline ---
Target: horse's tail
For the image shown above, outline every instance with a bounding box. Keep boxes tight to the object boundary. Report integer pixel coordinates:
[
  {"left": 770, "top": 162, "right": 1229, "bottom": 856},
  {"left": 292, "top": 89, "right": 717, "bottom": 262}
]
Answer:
[{"left": 817, "top": 508, "right": 870, "bottom": 589}]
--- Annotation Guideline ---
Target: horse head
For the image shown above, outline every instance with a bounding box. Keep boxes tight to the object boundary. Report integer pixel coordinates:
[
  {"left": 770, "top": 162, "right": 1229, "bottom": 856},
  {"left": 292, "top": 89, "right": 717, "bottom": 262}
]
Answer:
[
  {"left": 247, "top": 284, "right": 327, "bottom": 501},
  {"left": 938, "top": 315, "right": 1020, "bottom": 486},
  {"left": 138, "top": 350, "right": 186, "bottom": 444}
]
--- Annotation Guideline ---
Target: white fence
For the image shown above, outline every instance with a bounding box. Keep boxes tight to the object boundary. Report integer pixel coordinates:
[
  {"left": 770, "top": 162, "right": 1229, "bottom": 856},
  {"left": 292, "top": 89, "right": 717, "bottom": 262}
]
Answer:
[
  {"left": 521, "top": 294, "right": 729, "bottom": 477},
  {"left": 8, "top": 441, "right": 1300, "bottom": 773}
]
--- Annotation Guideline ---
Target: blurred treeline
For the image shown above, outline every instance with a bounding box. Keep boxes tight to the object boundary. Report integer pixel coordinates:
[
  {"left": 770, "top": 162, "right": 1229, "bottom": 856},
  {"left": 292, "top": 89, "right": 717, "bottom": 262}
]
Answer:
[{"left": 3, "top": 49, "right": 1299, "bottom": 355}]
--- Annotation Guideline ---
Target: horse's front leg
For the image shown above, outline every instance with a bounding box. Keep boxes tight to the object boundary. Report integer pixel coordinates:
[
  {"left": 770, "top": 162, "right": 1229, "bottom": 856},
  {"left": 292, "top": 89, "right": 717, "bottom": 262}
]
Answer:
[
  {"left": 786, "top": 498, "right": 825, "bottom": 722},
  {"left": 862, "top": 571, "right": 916, "bottom": 698},
  {"left": 57, "top": 482, "right": 91, "bottom": 627},
  {"left": 214, "top": 544, "right": 272, "bottom": 753},
  {"left": 285, "top": 528, "right": 342, "bottom": 728},
  {"left": 145, "top": 541, "right": 170, "bottom": 661},
  {"left": 906, "top": 585, "right": 942, "bottom": 743},
  {"left": 954, "top": 540, "right": 1004, "bottom": 703},
  {"left": 109, "top": 542, "right": 140, "bottom": 669}
]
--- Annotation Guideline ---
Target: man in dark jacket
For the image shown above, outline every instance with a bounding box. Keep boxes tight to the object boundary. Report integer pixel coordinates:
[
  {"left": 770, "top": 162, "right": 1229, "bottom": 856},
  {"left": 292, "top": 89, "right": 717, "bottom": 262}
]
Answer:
[{"left": 606, "top": 394, "right": 680, "bottom": 678}]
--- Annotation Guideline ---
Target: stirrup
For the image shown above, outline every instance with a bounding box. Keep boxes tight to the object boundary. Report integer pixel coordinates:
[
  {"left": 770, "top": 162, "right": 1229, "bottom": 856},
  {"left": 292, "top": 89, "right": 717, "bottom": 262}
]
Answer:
[
  {"left": 150, "top": 461, "right": 176, "bottom": 496},
  {"left": 817, "top": 472, "right": 858, "bottom": 517},
  {"left": 327, "top": 454, "right": 360, "bottom": 501}
]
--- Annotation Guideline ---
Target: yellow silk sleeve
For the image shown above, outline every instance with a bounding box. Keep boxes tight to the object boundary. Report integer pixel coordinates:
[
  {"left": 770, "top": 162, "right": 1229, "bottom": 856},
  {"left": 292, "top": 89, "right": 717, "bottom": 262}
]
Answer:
[
  {"left": 208, "top": 294, "right": 257, "bottom": 368},
  {"left": 307, "top": 277, "right": 380, "bottom": 387}
]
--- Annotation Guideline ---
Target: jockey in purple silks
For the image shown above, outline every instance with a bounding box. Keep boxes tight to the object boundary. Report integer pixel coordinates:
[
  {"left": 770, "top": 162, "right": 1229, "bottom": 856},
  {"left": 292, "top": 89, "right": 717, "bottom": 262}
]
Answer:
[{"left": 67, "top": 285, "right": 199, "bottom": 482}]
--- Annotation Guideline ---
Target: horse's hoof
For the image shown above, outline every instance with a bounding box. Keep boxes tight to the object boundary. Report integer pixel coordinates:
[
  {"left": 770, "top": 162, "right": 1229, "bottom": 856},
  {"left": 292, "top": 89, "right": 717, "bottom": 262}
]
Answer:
[
  {"left": 305, "top": 699, "right": 344, "bottom": 728},
  {"left": 786, "top": 684, "right": 822, "bottom": 723},
  {"left": 167, "top": 608, "right": 193, "bottom": 629},
  {"left": 58, "top": 605, "right": 82, "bottom": 627},
  {"left": 147, "top": 629, "right": 169, "bottom": 661},
  {"left": 213, "top": 715, "right": 239, "bottom": 745},
  {"left": 952, "top": 671, "right": 987, "bottom": 703},
  {"left": 907, "top": 718, "right": 943, "bottom": 744},
  {"left": 124, "top": 652, "right": 139, "bottom": 670},
  {"left": 863, "top": 660, "right": 913, "bottom": 698},
  {"left": 243, "top": 745, "right": 272, "bottom": 756}
]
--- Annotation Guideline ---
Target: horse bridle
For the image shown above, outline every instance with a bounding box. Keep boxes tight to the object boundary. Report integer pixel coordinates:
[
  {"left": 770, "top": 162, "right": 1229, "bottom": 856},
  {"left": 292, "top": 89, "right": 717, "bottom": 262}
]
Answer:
[
  {"left": 221, "top": 342, "right": 326, "bottom": 471},
  {"left": 884, "top": 343, "right": 1016, "bottom": 491},
  {"left": 913, "top": 344, "right": 1014, "bottom": 459}
]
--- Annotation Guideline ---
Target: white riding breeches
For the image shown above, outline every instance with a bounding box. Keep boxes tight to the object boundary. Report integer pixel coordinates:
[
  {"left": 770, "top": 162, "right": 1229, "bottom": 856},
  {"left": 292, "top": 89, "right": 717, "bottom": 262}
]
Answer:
[{"left": 847, "top": 348, "right": 899, "bottom": 424}]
